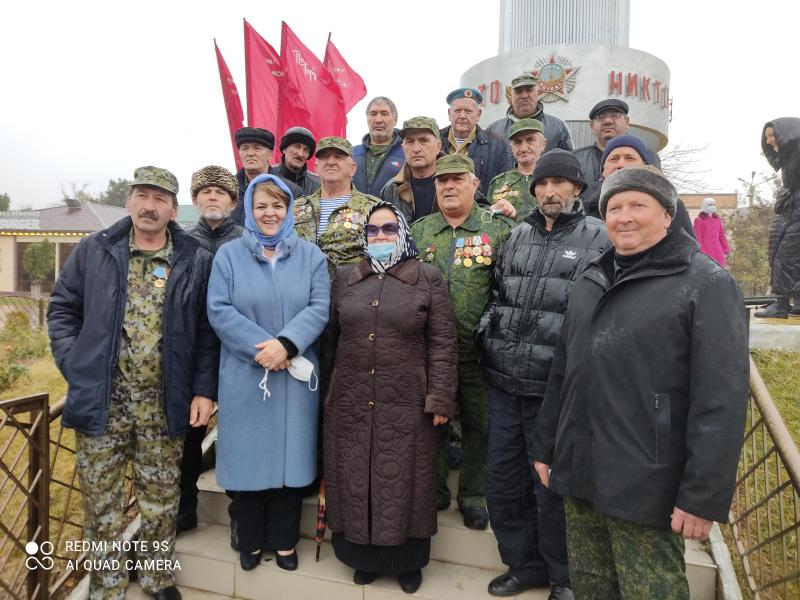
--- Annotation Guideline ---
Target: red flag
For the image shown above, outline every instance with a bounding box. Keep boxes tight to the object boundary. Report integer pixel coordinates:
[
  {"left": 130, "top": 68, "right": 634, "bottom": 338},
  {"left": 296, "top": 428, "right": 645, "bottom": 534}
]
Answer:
[
  {"left": 243, "top": 19, "right": 282, "bottom": 133},
  {"left": 324, "top": 35, "right": 367, "bottom": 113},
  {"left": 214, "top": 40, "right": 244, "bottom": 171},
  {"left": 279, "top": 22, "right": 346, "bottom": 143}
]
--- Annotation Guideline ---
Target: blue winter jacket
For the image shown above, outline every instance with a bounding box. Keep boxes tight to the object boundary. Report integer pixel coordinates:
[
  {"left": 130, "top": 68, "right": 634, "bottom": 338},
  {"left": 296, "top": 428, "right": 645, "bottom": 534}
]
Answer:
[
  {"left": 47, "top": 218, "right": 219, "bottom": 438},
  {"left": 352, "top": 130, "right": 405, "bottom": 197},
  {"left": 208, "top": 230, "right": 330, "bottom": 490}
]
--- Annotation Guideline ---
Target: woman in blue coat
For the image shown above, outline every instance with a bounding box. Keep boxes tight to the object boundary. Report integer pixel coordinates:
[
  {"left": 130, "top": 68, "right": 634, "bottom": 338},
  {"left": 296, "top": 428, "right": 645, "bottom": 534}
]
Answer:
[{"left": 207, "top": 174, "right": 330, "bottom": 572}]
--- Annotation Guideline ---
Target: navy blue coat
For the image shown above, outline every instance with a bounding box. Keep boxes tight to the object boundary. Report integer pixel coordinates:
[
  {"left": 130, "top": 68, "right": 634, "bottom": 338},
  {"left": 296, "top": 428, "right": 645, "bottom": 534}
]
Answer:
[
  {"left": 47, "top": 217, "right": 219, "bottom": 438},
  {"left": 440, "top": 125, "right": 514, "bottom": 197},
  {"left": 352, "top": 130, "right": 405, "bottom": 197}
]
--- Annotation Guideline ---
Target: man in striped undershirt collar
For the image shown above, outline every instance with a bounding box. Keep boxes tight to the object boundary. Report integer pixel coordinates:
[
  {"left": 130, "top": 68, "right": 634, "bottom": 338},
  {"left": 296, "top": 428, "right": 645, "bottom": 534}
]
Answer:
[{"left": 293, "top": 136, "right": 379, "bottom": 274}]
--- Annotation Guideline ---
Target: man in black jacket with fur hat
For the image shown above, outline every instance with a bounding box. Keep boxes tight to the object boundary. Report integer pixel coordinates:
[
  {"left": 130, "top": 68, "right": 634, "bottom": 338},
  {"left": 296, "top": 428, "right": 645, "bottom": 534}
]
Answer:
[{"left": 533, "top": 166, "right": 749, "bottom": 599}]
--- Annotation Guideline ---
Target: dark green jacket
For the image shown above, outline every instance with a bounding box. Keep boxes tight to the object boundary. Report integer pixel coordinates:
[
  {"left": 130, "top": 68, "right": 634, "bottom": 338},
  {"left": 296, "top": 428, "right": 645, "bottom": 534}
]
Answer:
[
  {"left": 294, "top": 185, "right": 379, "bottom": 272},
  {"left": 487, "top": 169, "right": 536, "bottom": 223},
  {"left": 411, "top": 203, "right": 513, "bottom": 362}
]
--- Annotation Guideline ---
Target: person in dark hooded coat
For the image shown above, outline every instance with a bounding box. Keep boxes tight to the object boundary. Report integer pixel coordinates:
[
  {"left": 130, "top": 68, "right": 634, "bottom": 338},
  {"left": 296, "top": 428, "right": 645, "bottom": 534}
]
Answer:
[{"left": 755, "top": 117, "right": 800, "bottom": 318}]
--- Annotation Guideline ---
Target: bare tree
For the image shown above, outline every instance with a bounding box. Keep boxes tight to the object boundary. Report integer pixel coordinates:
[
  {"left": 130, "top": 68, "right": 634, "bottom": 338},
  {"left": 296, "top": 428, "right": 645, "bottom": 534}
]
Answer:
[{"left": 659, "top": 143, "right": 717, "bottom": 194}]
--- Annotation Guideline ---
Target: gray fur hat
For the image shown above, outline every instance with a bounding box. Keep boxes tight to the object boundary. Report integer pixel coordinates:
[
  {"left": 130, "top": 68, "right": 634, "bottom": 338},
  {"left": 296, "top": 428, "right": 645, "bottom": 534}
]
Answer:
[{"left": 599, "top": 165, "right": 677, "bottom": 218}]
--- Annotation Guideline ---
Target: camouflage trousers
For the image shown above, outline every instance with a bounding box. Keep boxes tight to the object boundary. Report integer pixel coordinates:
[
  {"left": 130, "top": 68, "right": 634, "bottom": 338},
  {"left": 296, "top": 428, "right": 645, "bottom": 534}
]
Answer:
[
  {"left": 564, "top": 497, "right": 689, "bottom": 600},
  {"left": 75, "top": 385, "right": 184, "bottom": 600},
  {"left": 437, "top": 362, "right": 488, "bottom": 509}
]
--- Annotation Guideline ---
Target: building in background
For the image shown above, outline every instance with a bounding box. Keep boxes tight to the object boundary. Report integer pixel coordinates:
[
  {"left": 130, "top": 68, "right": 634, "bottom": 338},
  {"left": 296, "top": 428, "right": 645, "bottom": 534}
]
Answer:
[
  {"left": 462, "top": 0, "right": 671, "bottom": 155},
  {"left": 0, "top": 201, "right": 126, "bottom": 293}
]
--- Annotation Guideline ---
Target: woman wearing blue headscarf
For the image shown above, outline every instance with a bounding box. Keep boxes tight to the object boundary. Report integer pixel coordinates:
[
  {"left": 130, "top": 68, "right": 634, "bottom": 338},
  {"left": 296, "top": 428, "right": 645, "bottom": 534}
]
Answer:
[{"left": 207, "top": 174, "right": 330, "bottom": 572}]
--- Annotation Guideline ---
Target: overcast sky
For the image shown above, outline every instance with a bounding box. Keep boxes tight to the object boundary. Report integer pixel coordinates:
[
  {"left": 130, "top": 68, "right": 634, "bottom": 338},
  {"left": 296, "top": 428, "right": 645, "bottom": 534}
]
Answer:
[{"left": 1, "top": 0, "right": 797, "bottom": 209}]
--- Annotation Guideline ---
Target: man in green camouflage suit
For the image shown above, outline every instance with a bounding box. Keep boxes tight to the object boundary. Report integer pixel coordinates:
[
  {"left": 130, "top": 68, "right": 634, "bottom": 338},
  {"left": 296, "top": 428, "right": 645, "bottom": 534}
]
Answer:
[
  {"left": 411, "top": 154, "right": 513, "bottom": 530},
  {"left": 294, "top": 136, "right": 378, "bottom": 273},
  {"left": 48, "top": 167, "right": 218, "bottom": 600},
  {"left": 487, "top": 118, "right": 547, "bottom": 223}
]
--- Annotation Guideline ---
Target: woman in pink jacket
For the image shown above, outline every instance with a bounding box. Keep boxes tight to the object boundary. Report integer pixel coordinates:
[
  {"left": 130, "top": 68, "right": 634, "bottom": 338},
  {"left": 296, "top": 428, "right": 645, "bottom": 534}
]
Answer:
[{"left": 693, "top": 198, "right": 731, "bottom": 266}]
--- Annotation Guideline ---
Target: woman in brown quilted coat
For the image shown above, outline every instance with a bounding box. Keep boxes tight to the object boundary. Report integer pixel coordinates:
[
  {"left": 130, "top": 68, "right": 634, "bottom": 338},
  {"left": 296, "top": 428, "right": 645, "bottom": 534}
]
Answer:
[{"left": 323, "top": 202, "right": 458, "bottom": 594}]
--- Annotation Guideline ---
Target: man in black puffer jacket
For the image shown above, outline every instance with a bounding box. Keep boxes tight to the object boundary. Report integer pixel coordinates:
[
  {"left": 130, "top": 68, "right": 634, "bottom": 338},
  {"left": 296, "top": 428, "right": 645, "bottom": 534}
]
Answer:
[{"left": 476, "top": 150, "right": 608, "bottom": 599}]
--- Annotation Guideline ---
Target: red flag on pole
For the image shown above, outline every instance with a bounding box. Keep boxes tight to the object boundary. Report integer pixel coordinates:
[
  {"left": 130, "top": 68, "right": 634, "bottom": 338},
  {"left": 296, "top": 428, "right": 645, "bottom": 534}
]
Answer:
[
  {"left": 243, "top": 19, "right": 281, "bottom": 133},
  {"left": 214, "top": 40, "right": 245, "bottom": 171},
  {"left": 323, "top": 35, "right": 367, "bottom": 114},
  {"left": 279, "top": 22, "right": 346, "bottom": 142}
]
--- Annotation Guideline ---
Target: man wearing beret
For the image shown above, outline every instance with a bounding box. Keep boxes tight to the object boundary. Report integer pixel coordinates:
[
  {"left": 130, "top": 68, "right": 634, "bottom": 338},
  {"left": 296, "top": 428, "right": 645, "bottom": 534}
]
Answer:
[
  {"left": 487, "top": 118, "right": 548, "bottom": 222},
  {"left": 174, "top": 165, "right": 243, "bottom": 535},
  {"left": 269, "top": 126, "right": 320, "bottom": 197},
  {"left": 294, "top": 136, "right": 378, "bottom": 273},
  {"left": 488, "top": 73, "right": 573, "bottom": 153},
  {"left": 440, "top": 88, "right": 513, "bottom": 197},
  {"left": 353, "top": 96, "right": 405, "bottom": 197},
  {"left": 533, "top": 166, "right": 748, "bottom": 599},
  {"left": 47, "top": 167, "right": 219, "bottom": 600},
  {"left": 412, "top": 154, "right": 514, "bottom": 531},
  {"left": 477, "top": 149, "right": 607, "bottom": 599},
  {"left": 231, "top": 126, "right": 302, "bottom": 225}
]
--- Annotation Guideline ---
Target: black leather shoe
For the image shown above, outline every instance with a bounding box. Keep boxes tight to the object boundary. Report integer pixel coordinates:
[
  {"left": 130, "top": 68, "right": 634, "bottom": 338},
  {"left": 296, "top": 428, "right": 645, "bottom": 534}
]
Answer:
[
  {"left": 230, "top": 519, "right": 240, "bottom": 552},
  {"left": 275, "top": 549, "right": 298, "bottom": 571},
  {"left": 461, "top": 506, "right": 489, "bottom": 530},
  {"left": 398, "top": 569, "right": 422, "bottom": 594},
  {"left": 548, "top": 585, "right": 574, "bottom": 600},
  {"left": 353, "top": 570, "right": 378, "bottom": 585},
  {"left": 240, "top": 550, "right": 262, "bottom": 571},
  {"left": 488, "top": 573, "right": 542, "bottom": 596},
  {"left": 436, "top": 496, "right": 451, "bottom": 511},
  {"left": 175, "top": 510, "right": 197, "bottom": 534},
  {"left": 152, "top": 586, "right": 182, "bottom": 600}
]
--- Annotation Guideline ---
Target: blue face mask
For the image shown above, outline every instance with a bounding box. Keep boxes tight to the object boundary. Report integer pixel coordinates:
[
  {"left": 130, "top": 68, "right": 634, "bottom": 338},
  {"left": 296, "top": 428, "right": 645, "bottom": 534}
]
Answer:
[{"left": 367, "top": 242, "right": 395, "bottom": 262}]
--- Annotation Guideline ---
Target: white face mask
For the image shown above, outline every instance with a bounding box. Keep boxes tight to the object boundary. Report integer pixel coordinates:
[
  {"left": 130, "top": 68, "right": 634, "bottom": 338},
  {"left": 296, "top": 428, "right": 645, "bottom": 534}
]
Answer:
[{"left": 258, "top": 355, "right": 319, "bottom": 401}]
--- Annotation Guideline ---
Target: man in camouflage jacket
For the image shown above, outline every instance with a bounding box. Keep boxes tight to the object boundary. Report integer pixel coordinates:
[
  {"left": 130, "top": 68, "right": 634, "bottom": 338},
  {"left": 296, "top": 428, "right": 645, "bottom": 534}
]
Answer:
[
  {"left": 294, "top": 136, "right": 379, "bottom": 273},
  {"left": 47, "top": 167, "right": 218, "bottom": 600},
  {"left": 411, "top": 154, "right": 513, "bottom": 531}
]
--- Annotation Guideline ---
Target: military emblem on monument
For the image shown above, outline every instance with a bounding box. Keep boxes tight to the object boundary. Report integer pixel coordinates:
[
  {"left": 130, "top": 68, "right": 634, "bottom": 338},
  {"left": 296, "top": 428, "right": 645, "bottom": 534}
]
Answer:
[{"left": 531, "top": 54, "right": 580, "bottom": 103}]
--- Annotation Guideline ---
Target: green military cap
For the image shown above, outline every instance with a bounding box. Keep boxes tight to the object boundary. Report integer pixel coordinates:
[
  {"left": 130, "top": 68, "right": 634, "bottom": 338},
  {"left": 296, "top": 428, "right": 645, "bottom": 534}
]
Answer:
[
  {"left": 434, "top": 154, "right": 475, "bottom": 178},
  {"left": 130, "top": 166, "right": 179, "bottom": 194},
  {"left": 399, "top": 116, "right": 440, "bottom": 139},
  {"left": 509, "top": 118, "right": 545, "bottom": 139},
  {"left": 511, "top": 72, "right": 539, "bottom": 88},
  {"left": 315, "top": 136, "right": 352, "bottom": 157}
]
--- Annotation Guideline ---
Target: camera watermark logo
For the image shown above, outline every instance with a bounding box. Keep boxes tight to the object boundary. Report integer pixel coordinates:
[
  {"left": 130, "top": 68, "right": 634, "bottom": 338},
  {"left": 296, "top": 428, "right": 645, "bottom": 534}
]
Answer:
[{"left": 25, "top": 541, "right": 55, "bottom": 571}]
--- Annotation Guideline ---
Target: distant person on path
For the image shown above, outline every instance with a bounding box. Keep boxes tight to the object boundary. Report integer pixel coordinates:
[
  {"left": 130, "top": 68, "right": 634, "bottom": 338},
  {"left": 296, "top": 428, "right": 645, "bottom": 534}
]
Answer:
[
  {"left": 693, "top": 197, "right": 731, "bottom": 267},
  {"left": 756, "top": 118, "right": 800, "bottom": 318}
]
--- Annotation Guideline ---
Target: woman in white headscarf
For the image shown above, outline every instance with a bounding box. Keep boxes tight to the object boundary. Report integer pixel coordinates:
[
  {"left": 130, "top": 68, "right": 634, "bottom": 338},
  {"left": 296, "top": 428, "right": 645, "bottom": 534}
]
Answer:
[{"left": 693, "top": 197, "right": 730, "bottom": 267}]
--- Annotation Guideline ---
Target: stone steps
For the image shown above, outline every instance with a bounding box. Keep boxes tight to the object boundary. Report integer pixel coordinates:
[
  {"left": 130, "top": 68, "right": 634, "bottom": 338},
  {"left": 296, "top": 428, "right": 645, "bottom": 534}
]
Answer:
[{"left": 185, "top": 469, "right": 717, "bottom": 600}]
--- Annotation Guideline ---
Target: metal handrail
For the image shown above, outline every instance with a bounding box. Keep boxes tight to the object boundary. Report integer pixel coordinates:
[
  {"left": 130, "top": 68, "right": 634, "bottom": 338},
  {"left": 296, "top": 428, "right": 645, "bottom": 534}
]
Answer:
[{"left": 727, "top": 357, "right": 800, "bottom": 600}]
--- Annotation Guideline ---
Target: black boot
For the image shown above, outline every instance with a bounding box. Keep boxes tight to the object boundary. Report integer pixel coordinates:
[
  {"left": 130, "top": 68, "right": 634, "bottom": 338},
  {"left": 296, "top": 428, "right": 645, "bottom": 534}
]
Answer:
[
  {"left": 755, "top": 296, "right": 790, "bottom": 319},
  {"left": 791, "top": 297, "right": 800, "bottom": 316}
]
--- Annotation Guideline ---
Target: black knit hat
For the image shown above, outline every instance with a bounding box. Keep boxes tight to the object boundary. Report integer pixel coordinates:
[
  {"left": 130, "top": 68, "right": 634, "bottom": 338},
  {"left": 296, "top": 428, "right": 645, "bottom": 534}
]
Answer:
[
  {"left": 280, "top": 126, "right": 316, "bottom": 155},
  {"left": 531, "top": 149, "right": 586, "bottom": 193},
  {"left": 235, "top": 127, "right": 275, "bottom": 150},
  {"left": 599, "top": 165, "right": 677, "bottom": 218}
]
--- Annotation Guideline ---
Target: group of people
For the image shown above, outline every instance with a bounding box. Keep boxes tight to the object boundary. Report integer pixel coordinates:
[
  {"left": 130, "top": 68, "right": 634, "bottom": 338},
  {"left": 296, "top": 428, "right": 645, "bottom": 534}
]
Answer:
[{"left": 48, "top": 72, "right": 779, "bottom": 600}]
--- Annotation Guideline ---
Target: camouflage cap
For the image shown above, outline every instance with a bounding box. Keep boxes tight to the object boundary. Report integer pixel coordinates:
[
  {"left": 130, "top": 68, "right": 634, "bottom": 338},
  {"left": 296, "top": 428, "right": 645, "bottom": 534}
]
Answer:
[
  {"left": 315, "top": 136, "right": 353, "bottom": 158},
  {"left": 129, "top": 166, "right": 179, "bottom": 195},
  {"left": 509, "top": 118, "right": 545, "bottom": 139},
  {"left": 399, "top": 116, "right": 440, "bottom": 139},
  {"left": 511, "top": 72, "right": 539, "bottom": 88},
  {"left": 190, "top": 165, "right": 238, "bottom": 200},
  {"left": 434, "top": 154, "right": 475, "bottom": 178}
]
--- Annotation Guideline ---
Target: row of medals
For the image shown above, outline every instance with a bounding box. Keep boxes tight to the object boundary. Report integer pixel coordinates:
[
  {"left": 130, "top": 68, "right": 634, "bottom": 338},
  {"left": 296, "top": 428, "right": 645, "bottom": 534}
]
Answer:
[
  {"left": 455, "top": 236, "right": 492, "bottom": 267},
  {"left": 331, "top": 212, "right": 360, "bottom": 230}
]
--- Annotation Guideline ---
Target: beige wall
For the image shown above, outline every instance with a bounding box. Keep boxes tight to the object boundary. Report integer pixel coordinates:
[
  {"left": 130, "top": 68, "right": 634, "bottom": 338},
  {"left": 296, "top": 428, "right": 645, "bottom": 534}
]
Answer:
[{"left": 0, "top": 234, "right": 86, "bottom": 293}]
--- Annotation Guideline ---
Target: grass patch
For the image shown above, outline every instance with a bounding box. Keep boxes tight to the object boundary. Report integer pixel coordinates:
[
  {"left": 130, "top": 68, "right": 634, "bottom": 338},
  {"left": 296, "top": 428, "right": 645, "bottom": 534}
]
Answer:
[{"left": 751, "top": 349, "right": 800, "bottom": 447}]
